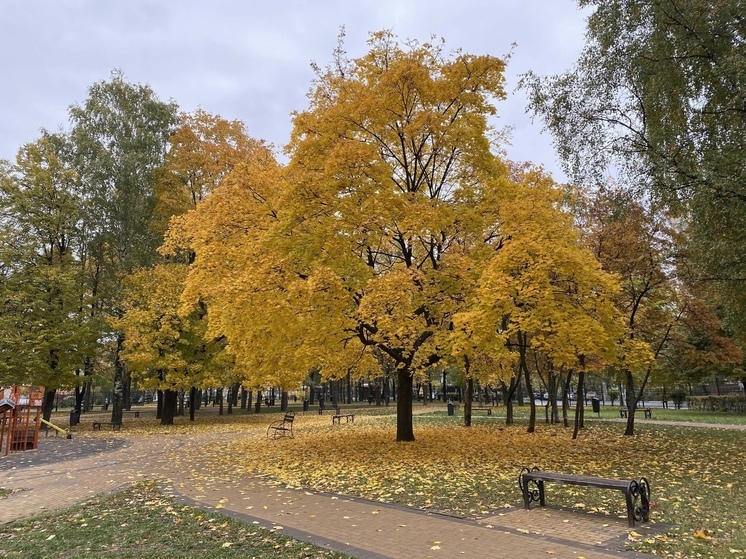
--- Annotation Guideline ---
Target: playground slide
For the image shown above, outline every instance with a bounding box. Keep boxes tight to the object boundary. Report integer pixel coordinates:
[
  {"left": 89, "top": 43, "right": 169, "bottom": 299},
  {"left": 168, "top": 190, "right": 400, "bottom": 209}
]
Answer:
[{"left": 40, "top": 419, "right": 72, "bottom": 439}]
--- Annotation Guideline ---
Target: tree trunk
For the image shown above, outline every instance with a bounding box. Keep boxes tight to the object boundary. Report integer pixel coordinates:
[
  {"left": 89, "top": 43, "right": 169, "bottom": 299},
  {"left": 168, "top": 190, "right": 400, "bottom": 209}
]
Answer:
[
  {"left": 123, "top": 372, "right": 131, "bottom": 411},
  {"left": 83, "top": 356, "right": 95, "bottom": 412},
  {"left": 572, "top": 370, "right": 585, "bottom": 440},
  {"left": 548, "top": 375, "right": 559, "bottom": 424},
  {"left": 464, "top": 377, "right": 473, "bottom": 427},
  {"left": 74, "top": 383, "right": 86, "bottom": 415},
  {"left": 156, "top": 390, "right": 163, "bottom": 420},
  {"left": 520, "top": 333, "right": 536, "bottom": 433},
  {"left": 561, "top": 370, "right": 573, "bottom": 428},
  {"left": 396, "top": 369, "right": 415, "bottom": 442},
  {"left": 464, "top": 357, "right": 473, "bottom": 427},
  {"left": 111, "top": 333, "right": 125, "bottom": 425},
  {"left": 42, "top": 389, "right": 56, "bottom": 422},
  {"left": 189, "top": 386, "right": 197, "bottom": 422},
  {"left": 624, "top": 371, "right": 637, "bottom": 436},
  {"left": 218, "top": 387, "right": 224, "bottom": 415},
  {"left": 281, "top": 390, "right": 289, "bottom": 411},
  {"left": 160, "top": 389, "right": 178, "bottom": 425},
  {"left": 501, "top": 378, "right": 519, "bottom": 426}
]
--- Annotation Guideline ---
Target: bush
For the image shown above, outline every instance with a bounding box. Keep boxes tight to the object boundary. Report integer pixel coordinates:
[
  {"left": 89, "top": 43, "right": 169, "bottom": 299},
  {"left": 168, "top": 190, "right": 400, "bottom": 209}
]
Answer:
[
  {"left": 688, "top": 394, "right": 746, "bottom": 413},
  {"left": 670, "top": 389, "right": 688, "bottom": 409}
]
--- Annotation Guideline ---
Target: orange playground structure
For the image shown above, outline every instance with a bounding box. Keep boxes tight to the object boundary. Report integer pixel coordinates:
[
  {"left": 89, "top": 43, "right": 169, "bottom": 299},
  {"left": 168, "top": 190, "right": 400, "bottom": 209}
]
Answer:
[{"left": 0, "top": 385, "right": 44, "bottom": 456}]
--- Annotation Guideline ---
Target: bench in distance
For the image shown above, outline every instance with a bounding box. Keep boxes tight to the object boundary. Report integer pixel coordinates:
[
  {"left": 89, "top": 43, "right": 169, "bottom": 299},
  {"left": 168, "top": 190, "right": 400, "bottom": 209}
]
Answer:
[
  {"left": 471, "top": 406, "right": 493, "bottom": 415},
  {"left": 619, "top": 407, "right": 652, "bottom": 419},
  {"left": 332, "top": 413, "right": 355, "bottom": 424},
  {"left": 519, "top": 467, "right": 650, "bottom": 527},
  {"left": 92, "top": 421, "right": 121, "bottom": 431}
]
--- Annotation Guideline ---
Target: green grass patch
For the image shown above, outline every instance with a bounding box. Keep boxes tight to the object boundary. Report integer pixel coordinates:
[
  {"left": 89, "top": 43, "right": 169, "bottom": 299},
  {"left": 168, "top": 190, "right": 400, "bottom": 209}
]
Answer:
[
  {"left": 464, "top": 403, "right": 746, "bottom": 425},
  {"left": 0, "top": 482, "right": 352, "bottom": 559}
]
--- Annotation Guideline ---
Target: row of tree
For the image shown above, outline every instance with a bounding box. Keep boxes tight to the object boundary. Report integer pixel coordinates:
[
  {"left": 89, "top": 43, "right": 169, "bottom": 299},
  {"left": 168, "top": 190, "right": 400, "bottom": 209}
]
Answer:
[{"left": 1, "top": 20, "right": 743, "bottom": 440}]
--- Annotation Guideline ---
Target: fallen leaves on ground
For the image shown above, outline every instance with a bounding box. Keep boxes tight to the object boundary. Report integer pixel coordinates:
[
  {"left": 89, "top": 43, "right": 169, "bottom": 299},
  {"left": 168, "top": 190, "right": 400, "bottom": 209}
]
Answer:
[{"left": 76, "top": 408, "right": 746, "bottom": 559}]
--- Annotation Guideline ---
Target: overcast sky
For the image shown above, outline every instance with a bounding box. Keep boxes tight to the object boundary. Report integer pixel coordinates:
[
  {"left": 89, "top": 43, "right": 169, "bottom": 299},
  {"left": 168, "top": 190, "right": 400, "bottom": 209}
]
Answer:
[{"left": 1, "top": 1, "right": 589, "bottom": 180}]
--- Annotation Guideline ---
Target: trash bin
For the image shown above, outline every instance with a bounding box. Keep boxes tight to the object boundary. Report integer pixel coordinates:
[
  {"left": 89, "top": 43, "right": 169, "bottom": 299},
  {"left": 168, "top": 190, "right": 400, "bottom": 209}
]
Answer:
[
  {"left": 303, "top": 399, "right": 309, "bottom": 412},
  {"left": 69, "top": 409, "right": 80, "bottom": 427},
  {"left": 447, "top": 402, "right": 454, "bottom": 416},
  {"left": 591, "top": 397, "right": 600, "bottom": 415}
]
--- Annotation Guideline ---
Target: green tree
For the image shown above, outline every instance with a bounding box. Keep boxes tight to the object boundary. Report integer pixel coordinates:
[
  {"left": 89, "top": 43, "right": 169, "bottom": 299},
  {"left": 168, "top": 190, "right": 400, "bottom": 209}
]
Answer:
[
  {"left": 69, "top": 70, "right": 178, "bottom": 425},
  {"left": 522, "top": 0, "right": 746, "bottom": 342},
  {"left": 0, "top": 134, "right": 97, "bottom": 419},
  {"left": 116, "top": 264, "right": 231, "bottom": 424}
]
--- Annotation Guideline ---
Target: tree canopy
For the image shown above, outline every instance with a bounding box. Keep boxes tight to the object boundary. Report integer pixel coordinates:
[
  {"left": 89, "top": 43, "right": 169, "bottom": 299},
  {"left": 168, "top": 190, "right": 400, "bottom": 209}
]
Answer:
[{"left": 171, "top": 32, "right": 634, "bottom": 441}]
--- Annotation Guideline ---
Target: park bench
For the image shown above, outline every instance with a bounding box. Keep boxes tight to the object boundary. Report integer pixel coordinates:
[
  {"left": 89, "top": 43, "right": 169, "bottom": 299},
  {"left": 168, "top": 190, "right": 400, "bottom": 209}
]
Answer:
[
  {"left": 92, "top": 421, "right": 121, "bottom": 431},
  {"left": 123, "top": 410, "right": 140, "bottom": 418},
  {"left": 332, "top": 412, "right": 355, "bottom": 424},
  {"left": 318, "top": 405, "right": 340, "bottom": 415},
  {"left": 267, "top": 411, "right": 295, "bottom": 439},
  {"left": 519, "top": 467, "right": 651, "bottom": 527},
  {"left": 471, "top": 406, "right": 493, "bottom": 415},
  {"left": 619, "top": 407, "right": 652, "bottom": 419}
]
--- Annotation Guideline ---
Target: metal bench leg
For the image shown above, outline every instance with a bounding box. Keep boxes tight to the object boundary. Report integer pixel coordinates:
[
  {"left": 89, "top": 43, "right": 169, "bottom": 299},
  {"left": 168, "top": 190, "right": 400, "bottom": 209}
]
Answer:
[
  {"left": 519, "top": 468, "right": 531, "bottom": 509},
  {"left": 519, "top": 467, "right": 543, "bottom": 510},
  {"left": 624, "top": 487, "right": 636, "bottom": 527},
  {"left": 638, "top": 478, "right": 651, "bottom": 522}
]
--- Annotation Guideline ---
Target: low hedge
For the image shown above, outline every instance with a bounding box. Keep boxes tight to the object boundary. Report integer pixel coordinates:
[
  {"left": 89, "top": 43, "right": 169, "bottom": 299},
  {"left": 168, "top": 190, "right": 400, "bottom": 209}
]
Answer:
[{"left": 688, "top": 394, "right": 746, "bottom": 413}]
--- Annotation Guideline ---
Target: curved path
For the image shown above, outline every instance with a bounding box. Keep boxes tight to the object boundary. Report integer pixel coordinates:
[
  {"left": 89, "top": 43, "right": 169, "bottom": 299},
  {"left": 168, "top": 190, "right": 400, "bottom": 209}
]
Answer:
[{"left": 1, "top": 418, "right": 721, "bottom": 559}]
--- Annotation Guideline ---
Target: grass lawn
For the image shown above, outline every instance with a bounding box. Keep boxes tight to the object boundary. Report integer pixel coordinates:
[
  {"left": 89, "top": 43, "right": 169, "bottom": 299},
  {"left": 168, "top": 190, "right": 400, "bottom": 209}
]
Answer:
[
  {"left": 0, "top": 482, "right": 353, "bottom": 559},
  {"left": 584, "top": 405, "right": 746, "bottom": 425}
]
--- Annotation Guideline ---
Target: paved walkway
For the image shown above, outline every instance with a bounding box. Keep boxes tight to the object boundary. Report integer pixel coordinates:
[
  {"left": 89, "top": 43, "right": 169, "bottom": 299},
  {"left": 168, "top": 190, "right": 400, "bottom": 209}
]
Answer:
[{"left": 0, "top": 426, "right": 670, "bottom": 559}]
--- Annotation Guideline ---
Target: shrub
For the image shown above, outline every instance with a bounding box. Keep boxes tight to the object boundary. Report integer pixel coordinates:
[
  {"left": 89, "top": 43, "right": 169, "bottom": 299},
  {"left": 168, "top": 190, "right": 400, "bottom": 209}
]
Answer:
[{"left": 688, "top": 394, "right": 746, "bottom": 413}]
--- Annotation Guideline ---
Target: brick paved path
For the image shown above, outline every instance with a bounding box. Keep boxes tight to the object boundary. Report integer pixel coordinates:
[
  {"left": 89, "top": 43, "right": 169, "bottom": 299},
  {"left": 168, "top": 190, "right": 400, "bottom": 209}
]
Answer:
[{"left": 0, "top": 428, "right": 660, "bottom": 559}]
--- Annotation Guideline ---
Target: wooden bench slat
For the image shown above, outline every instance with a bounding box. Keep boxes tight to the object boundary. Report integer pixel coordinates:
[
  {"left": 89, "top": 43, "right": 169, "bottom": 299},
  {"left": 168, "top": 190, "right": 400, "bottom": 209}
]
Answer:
[{"left": 524, "top": 472, "right": 631, "bottom": 489}]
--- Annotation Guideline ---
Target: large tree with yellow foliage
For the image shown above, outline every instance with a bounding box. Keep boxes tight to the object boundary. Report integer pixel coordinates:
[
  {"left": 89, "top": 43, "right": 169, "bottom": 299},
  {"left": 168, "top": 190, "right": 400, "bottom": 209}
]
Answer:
[
  {"left": 280, "top": 32, "right": 509, "bottom": 441},
  {"left": 176, "top": 32, "right": 635, "bottom": 442},
  {"left": 452, "top": 168, "right": 634, "bottom": 436},
  {"left": 119, "top": 110, "right": 265, "bottom": 422},
  {"left": 174, "top": 32, "right": 508, "bottom": 441}
]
